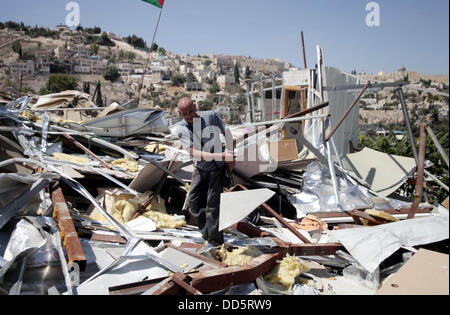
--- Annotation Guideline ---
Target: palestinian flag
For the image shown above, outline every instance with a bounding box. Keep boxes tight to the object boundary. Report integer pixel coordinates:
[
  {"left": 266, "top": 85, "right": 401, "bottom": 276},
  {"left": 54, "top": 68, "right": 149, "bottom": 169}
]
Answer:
[{"left": 142, "top": 0, "right": 164, "bottom": 8}]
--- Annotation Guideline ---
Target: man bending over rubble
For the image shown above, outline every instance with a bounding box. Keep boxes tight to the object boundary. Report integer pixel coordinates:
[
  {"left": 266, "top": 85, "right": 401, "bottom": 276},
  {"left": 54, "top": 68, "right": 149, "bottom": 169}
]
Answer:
[{"left": 174, "top": 97, "right": 236, "bottom": 245}]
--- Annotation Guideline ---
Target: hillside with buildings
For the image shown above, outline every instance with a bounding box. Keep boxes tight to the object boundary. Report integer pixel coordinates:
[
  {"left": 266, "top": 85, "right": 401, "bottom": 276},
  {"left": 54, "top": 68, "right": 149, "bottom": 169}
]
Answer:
[
  {"left": 0, "top": 22, "right": 293, "bottom": 123},
  {"left": 0, "top": 21, "right": 448, "bottom": 128}
]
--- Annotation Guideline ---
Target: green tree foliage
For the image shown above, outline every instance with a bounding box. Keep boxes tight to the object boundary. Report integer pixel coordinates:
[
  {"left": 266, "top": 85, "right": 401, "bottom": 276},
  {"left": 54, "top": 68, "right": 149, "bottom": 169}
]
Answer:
[
  {"left": 95, "top": 81, "right": 103, "bottom": 106},
  {"left": 245, "top": 66, "right": 251, "bottom": 79},
  {"left": 185, "top": 72, "right": 197, "bottom": 83},
  {"left": 125, "top": 51, "right": 135, "bottom": 61},
  {"left": 209, "top": 83, "right": 221, "bottom": 94},
  {"left": 124, "top": 35, "right": 147, "bottom": 50},
  {"left": 150, "top": 43, "right": 159, "bottom": 52},
  {"left": 198, "top": 100, "right": 213, "bottom": 111},
  {"left": 12, "top": 41, "right": 23, "bottom": 58},
  {"left": 234, "top": 63, "right": 240, "bottom": 85},
  {"left": 83, "top": 82, "right": 90, "bottom": 94},
  {"left": 171, "top": 74, "right": 186, "bottom": 87},
  {"left": 103, "top": 66, "right": 120, "bottom": 82},
  {"left": 90, "top": 43, "right": 99, "bottom": 55},
  {"left": 98, "top": 32, "right": 114, "bottom": 47},
  {"left": 84, "top": 26, "right": 101, "bottom": 34},
  {"left": 157, "top": 47, "right": 166, "bottom": 56},
  {"left": 46, "top": 74, "right": 77, "bottom": 93}
]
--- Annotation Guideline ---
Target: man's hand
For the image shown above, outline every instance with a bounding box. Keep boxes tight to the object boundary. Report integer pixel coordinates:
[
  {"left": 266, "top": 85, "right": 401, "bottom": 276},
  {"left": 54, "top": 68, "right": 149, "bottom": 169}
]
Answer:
[{"left": 223, "top": 152, "right": 237, "bottom": 171}]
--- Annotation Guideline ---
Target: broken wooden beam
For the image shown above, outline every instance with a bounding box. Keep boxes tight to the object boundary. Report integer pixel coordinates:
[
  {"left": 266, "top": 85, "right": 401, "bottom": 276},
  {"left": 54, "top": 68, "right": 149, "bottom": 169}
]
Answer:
[{"left": 51, "top": 181, "right": 87, "bottom": 271}]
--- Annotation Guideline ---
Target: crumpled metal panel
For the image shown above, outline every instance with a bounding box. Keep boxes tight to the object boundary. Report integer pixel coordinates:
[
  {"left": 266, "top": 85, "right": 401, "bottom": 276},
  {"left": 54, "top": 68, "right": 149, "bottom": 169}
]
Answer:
[{"left": 80, "top": 108, "right": 170, "bottom": 137}]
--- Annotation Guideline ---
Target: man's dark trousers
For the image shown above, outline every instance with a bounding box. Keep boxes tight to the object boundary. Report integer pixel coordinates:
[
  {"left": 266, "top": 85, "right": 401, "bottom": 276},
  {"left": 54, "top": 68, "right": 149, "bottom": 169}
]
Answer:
[{"left": 188, "top": 167, "right": 224, "bottom": 244}]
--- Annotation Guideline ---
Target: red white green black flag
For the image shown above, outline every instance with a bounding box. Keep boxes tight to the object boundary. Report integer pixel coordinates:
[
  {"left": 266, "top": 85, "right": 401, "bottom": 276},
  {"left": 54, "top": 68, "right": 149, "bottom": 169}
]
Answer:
[{"left": 142, "top": 0, "right": 164, "bottom": 8}]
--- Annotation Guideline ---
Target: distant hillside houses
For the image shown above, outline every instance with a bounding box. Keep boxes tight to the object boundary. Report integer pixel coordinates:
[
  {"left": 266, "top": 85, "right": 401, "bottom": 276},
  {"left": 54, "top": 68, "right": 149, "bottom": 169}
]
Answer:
[
  {"left": 214, "top": 55, "right": 291, "bottom": 74},
  {"left": 360, "top": 66, "right": 449, "bottom": 85}
]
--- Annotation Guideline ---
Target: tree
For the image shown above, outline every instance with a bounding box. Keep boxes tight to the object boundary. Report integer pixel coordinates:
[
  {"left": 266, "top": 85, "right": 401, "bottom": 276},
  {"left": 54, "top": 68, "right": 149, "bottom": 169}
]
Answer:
[
  {"left": 186, "top": 72, "right": 197, "bottom": 84},
  {"left": 157, "top": 47, "right": 166, "bottom": 56},
  {"left": 103, "top": 66, "right": 120, "bottom": 82},
  {"left": 150, "top": 43, "right": 159, "bottom": 52},
  {"left": 171, "top": 74, "right": 186, "bottom": 87},
  {"left": 12, "top": 41, "right": 23, "bottom": 58},
  {"left": 95, "top": 81, "right": 103, "bottom": 106},
  {"left": 98, "top": 32, "right": 114, "bottom": 47},
  {"left": 83, "top": 82, "right": 90, "bottom": 94},
  {"left": 209, "top": 83, "right": 221, "bottom": 94},
  {"left": 125, "top": 51, "right": 135, "bottom": 61},
  {"left": 244, "top": 66, "right": 251, "bottom": 79},
  {"left": 90, "top": 43, "right": 99, "bottom": 55},
  {"left": 47, "top": 74, "right": 77, "bottom": 93},
  {"left": 234, "top": 63, "right": 240, "bottom": 85},
  {"left": 198, "top": 100, "right": 213, "bottom": 111}
]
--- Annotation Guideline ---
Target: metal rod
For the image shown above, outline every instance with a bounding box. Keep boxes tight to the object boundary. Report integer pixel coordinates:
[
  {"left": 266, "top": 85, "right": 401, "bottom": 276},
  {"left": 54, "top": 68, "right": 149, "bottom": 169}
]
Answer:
[
  {"left": 301, "top": 31, "right": 307, "bottom": 69},
  {"left": 230, "top": 184, "right": 312, "bottom": 244},
  {"left": 63, "top": 133, "right": 113, "bottom": 170},
  {"left": 325, "top": 81, "right": 371, "bottom": 142},
  {"left": 407, "top": 123, "right": 427, "bottom": 219},
  {"left": 426, "top": 126, "right": 449, "bottom": 167},
  {"left": 137, "top": 6, "right": 164, "bottom": 106},
  {"left": 272, "top": 75, "right": 276, "bottom": 121},
  {"left": 326, "top": 141, "right": 341, "bottom": 210},
  {"left": 89, "top": 166, "right": 139, "bottom": 195},
  {"left": 424, "top": 169, "right": 449, "bottom": 192},
  {"left": 30, "top": 107, "right": 109, "bottom": 112},
  {"left": 398, "top": 88, "right": 419, "bottom": 163},
  {"left": 248, "top": 113, "right": 329, "bottom": 127},
  {"left": 284, "top": 101, "right": 329, "bottom": 119},
  {"left": 324, "top": 81, "right": 405, "bottom": 92}
]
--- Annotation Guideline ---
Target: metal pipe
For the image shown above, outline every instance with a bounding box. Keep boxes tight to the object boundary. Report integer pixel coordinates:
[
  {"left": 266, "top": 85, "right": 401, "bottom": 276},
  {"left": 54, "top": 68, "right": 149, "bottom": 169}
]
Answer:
[
  {"left": 426, "top": 126, "right": 449, "bottom": 167},
  {"left": 327, "top": 141, "right": 341, "bottom": 210},
  {"left": 424, "top": 169, "right": 449, "bottom": 192},
  {"left": 398, "top": 88, "right": 419, "bottom": 163},
  {"left": 284, "top": 101, "right": 329, "bottom": 119},
  {"left": 301, "top": 31, "right": 307, "bottom": 69},
  {"left": 63, "top": 133, "right": 113, "bottom": 170},
  {"left": 248, "top": 113, "right": 329, "bottom": 127},
  {"left": 407, "top": 123, "right": 427, "bottom": 219},
  {"left": 324, "top": 81, "right": 371, "bottom": 142}
]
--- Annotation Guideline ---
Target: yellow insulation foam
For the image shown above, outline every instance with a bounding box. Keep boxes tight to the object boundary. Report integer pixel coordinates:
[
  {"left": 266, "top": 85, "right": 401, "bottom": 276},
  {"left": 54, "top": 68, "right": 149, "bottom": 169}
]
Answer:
[
  {"left": 217, "top": 245, "right": 263, "bottom": 266},
  {"left": 265, "top": 255, "right": 310, "bottom": 290}
]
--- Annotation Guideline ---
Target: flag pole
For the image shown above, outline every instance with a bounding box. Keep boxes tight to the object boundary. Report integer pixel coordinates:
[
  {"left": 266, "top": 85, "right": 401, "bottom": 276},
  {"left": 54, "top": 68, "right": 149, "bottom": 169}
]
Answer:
[{"left": 137, "top": 5, "right": 164, "bottom": 107}]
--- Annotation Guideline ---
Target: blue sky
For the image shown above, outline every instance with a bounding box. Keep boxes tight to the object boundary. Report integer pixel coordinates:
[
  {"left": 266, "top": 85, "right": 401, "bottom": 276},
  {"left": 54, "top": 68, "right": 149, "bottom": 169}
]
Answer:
[{"left": 1, "top": 0, "right": 448, "bottom": 75}]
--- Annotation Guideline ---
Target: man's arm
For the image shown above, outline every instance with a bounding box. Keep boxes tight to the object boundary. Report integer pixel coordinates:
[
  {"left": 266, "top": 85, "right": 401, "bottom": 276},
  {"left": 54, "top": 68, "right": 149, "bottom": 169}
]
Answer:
[{"left": 188, "top": 147, "right": 235, "bottom": 164}]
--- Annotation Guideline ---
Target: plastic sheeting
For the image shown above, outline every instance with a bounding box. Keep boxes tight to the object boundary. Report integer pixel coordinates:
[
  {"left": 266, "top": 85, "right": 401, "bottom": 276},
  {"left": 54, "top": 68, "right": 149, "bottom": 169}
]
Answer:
[{"left": 289, "top": 162, "right": 372, "bottom": 216}]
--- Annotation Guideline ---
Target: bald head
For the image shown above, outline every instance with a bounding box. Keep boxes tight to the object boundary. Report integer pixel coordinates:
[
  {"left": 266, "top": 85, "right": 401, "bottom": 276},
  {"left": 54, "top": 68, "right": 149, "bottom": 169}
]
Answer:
[{"left": 177, "top": 97, "right": 197, "bottom": 124}]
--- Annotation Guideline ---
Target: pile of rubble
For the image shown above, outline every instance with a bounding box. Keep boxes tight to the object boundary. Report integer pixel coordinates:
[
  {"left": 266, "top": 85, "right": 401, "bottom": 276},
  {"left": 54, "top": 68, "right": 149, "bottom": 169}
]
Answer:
[{"left": 0, "top": 89, "right": 448, "bottom": 296}]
